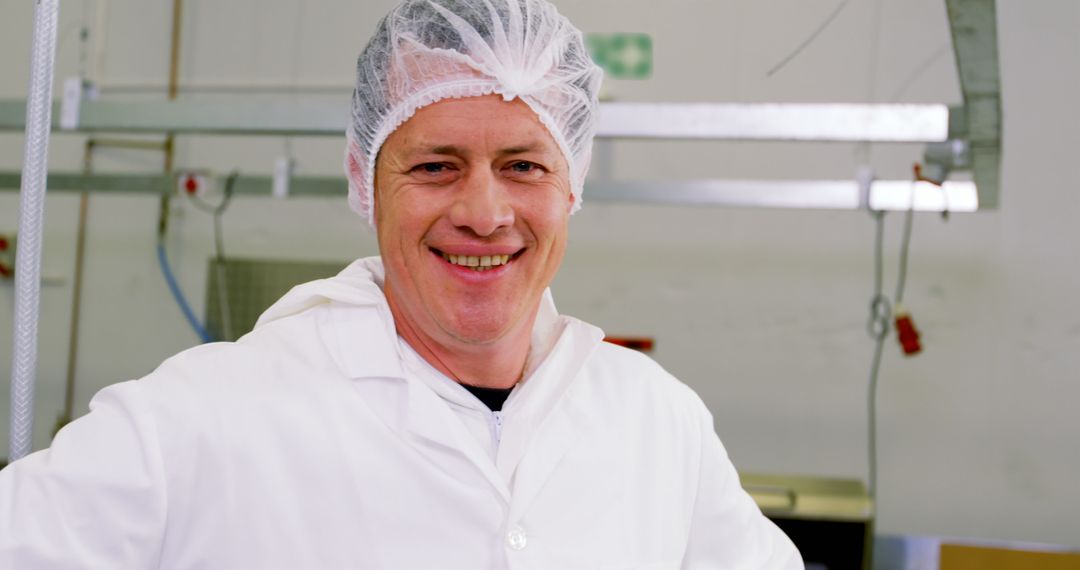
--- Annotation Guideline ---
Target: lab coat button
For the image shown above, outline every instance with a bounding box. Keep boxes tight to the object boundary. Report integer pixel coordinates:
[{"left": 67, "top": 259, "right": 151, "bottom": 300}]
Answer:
[{"left": 506, "top": 525, "right": 527, "bottom": 550}]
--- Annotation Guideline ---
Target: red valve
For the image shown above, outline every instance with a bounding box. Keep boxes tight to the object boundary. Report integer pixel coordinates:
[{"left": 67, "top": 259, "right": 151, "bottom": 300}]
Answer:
[
  {"left": 894, "top": 308, "right": 922, "bottom": 355},
  {"left": 184, "top": 175, "right": 199, "bottom": 194},
  {"left": 603, "top": 336, "right": 655, "bottom": 352},
  {"left": 0, "top": 235, "right": 10, "bottom": 278}
]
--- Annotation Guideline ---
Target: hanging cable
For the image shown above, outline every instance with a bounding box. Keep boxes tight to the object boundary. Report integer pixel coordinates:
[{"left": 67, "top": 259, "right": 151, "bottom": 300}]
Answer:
[
  {"left": 156, "top": 172, "right": 213, "bottom": 344},
  {"left": 187, "top": 172, "right": 238, "bottom": 340},
  {"left": 895, "top": 184, "right": 916, "bottom": 306},
  {"left": 865, "top": 209, "right": 890, "bottom": 502},
  {"left": 156, "top": 240, "right": 213, "bottom": 344},
  {"left": 865, "top": 171, "right": 923, "bottom": 506},
  {"left": 887, "top": 42, "right": 951, "bottom": 103},
  {"left": 855, "top": 0, "right": 883, "bottom": 167},
  {"left": 766, "top": 0, "right": 852, "bottom": 77}
]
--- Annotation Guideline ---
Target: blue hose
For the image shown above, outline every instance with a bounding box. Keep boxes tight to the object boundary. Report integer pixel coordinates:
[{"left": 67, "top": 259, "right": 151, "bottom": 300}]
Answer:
[{"left": 156, "top": 241, "right": 213, "bottom": 343}]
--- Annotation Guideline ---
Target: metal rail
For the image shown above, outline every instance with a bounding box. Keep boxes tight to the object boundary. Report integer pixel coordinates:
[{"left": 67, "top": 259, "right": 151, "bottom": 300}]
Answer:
[
  {"left": 0, "top": 172, "right": 976, "bottom": 213},
  {"left": 0, "top": 100, "right": 955, "bottom": 143}
]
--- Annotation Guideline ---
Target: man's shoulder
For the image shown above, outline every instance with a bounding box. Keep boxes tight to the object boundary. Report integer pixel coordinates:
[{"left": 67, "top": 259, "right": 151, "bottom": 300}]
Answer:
[
  {"left": 588, "top": 340, "right": 667, "bottom": 375},
  {"left": 580, "top": 340, "right": 705, "bottom": 412},
  {"left": 139, "top": 302, "right": 351, "bottom": 395},
  {"left": 121, "top": 302, "right": 378, "bottom": 450}
]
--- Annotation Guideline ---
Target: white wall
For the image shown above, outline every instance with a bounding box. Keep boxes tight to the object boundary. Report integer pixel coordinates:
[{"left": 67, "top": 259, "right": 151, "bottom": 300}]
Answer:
[{"left": 2, "top": 0, "right": 1078, "bottom": 547}]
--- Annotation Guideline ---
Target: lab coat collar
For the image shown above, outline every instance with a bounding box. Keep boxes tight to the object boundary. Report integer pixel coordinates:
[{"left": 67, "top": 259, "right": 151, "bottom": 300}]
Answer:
[
  {"left": 254, "top": 257, "right": 388, "bottom": 329},
  {"left": 255, "top": 257, "right": 406, "bottom": 381}
]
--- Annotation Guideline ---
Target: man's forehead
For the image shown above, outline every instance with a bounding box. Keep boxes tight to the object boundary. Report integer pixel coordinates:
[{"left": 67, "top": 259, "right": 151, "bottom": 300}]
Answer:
[{"left": 389, "top": 96, "right": 558, "bottom": 148}]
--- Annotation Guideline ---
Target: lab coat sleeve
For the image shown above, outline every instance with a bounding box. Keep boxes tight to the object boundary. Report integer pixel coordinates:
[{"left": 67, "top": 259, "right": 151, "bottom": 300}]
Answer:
[
  {"left": 681, "top": 402, "right": 803, "bottom": 569},
  {"left": 0, "top": 380, "right": 167, "bottom": 569}
]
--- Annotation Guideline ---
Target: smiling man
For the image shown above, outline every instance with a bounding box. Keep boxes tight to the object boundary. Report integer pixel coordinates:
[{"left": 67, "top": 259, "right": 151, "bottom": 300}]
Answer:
[{"left": 0, "top": 0, "right": 800, "bottom": 568}]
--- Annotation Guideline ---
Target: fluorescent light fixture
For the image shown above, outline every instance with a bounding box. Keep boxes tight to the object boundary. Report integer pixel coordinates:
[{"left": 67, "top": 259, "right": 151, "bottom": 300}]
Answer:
[
  {"left": 596, "top": 103, "right": 951, "bottom": 142},
  {"left": 586, "top": 179, "right": 977, "bottom": 212}
]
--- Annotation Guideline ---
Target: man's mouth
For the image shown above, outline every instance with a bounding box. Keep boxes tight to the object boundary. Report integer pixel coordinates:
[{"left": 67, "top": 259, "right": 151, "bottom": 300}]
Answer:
[{"left": 434, "top": 249, "right": 520, "bottom": 272}]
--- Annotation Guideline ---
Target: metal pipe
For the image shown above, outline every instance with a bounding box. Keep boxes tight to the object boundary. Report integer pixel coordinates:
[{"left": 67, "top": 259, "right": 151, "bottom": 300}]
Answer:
[
  {"left": 0, "top": 172, "right": 981, "bottom": 213},
  {"left": 168, "top": 0, "right": 182, "bottom": 101},
  {"left": 0, "top": 99, "right": 955, "bottom": 142},
  {"left": 98, "top": 81, "right": 351, "bottom": 95},
  {"left": 83, "top": 138, "right": 168, "bottom": 151},
  {"left": 160, "top": 0, "right": 182, "bottom": 231},
  {"left": 57, "top": 140, "right": 94, "bottom": 435},
  {"left": 10, "top": 0, "right": 61, "bottom": 462}
]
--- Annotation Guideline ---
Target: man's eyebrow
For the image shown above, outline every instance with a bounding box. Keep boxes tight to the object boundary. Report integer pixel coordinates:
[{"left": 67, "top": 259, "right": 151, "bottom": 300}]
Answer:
[
  {"left": 428, "top": 144, "right": 466, "bottom": 156},
  {"left": 497, "top": 145, "right": 544, "bottom": 156}
]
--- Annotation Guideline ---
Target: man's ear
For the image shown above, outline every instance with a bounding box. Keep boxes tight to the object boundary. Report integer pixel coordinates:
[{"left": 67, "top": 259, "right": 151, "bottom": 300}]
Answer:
[{"left": 345, "top": 140, "right": 378, "bottom": 224}]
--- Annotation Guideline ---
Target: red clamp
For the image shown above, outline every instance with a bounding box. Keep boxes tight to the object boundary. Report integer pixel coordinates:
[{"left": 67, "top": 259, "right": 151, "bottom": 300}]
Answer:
[
  {"left": 0, "top": 235, "right": 11, "bottom": 278},
  {"left": 893, "top": 305, "right": 922, "bottom": 355}
]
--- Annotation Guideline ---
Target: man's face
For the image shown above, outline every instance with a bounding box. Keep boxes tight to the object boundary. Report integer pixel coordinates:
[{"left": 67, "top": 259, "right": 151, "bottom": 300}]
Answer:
[{"left": 373, "top": 94, "right": 573, "bottom": 347}]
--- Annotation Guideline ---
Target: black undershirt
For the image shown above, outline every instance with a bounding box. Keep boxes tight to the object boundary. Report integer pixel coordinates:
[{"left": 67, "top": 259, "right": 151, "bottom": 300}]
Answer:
[{"left": 461, "top": 384, "right": 514, "bottom": 412}]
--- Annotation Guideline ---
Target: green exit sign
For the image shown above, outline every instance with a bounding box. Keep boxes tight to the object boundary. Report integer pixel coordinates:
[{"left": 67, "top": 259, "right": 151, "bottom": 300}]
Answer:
[{"left": 586, "top": 33, "right": 653, "bottom": 79}]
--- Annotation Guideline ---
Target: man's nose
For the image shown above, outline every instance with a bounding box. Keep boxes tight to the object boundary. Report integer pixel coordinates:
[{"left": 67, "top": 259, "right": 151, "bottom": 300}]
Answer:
[{"left": 449, "top": 170, "right": 514, "bottom": 236}]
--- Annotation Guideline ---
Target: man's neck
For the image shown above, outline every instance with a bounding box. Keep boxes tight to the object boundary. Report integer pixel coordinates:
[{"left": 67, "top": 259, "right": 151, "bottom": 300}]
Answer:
[
  {"left": 385, "top": 290, "right": 534, "bottom": 390},
  {"left": 413, "top": 334, "right": 530, "bottom": 390}
]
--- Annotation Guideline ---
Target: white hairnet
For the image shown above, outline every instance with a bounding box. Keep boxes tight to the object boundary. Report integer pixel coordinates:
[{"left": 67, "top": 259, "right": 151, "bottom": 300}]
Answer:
[{"left": 346, "top": 0, "right": 603, "bottom": 227}]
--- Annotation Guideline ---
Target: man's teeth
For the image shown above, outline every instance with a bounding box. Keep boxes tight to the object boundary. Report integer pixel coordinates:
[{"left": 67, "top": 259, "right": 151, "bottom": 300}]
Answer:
[{"left": 440, "top": 253, "right": 512, "bottom": 270}]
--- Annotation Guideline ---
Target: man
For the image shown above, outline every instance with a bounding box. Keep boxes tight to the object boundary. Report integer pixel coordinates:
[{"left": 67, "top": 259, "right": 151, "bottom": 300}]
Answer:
[{"left": 0, "top": 0, "right": 802, "bottom": 567}]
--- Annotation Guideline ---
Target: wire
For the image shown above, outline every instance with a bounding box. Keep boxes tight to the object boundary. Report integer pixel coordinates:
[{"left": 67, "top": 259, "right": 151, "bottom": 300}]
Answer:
[
  {"left": 156, "top": 239, "right": 213, "bottom": 343},
  {"left": 187, "top": 172, "right": 238, "bottom": 256},
  {"left": 886, "top": 42, "right": 951, "bottom": 102},
  {"left": 895, "top": 181, "right": 916, "bottom": 305},
  {"left": 213, "top": 175, "right": 236, "bottom": 340},
  {"left": 866, "top": 321, "right": 887, "bottom": 501},
  {"left": 156, "top": 172, "right": 240, "bottom": 344},
  {"left": 766, "top": 0, "right": 852, "bottom": 77},
  {"left": 866, "top": 209, "right": 890, "bottom": 503},
  {"left": 187, "top": 172, "right": 238, "bottom": 340},
  {"left": 867, "top": 226, "right": 891, "bottom": 339},
  {"left": 855, "top": 0, "right": 883, "bottom": 166}
]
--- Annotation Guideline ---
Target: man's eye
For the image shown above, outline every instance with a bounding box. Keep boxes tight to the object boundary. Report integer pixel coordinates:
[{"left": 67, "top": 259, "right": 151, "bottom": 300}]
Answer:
[
  {"left": 414, "top": 163, "right": 448, "bottom": 174},
  {"left": 508, "top": 161, "right": 540, "bottom": 173}
]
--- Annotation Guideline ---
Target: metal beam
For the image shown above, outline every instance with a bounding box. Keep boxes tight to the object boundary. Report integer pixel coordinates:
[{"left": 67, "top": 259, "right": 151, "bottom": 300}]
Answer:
[
  {"left": 946, "top": 0, "right": 1002, "bottom": 208},
  {"left": 0, "top": 100, "right": 951, "bottom": 143},
  {"left": 0, "top": 100, "right": 346, "bottom": 137},
  {"left": 0, "top": 172, "right": 975, "bottom": 213}
]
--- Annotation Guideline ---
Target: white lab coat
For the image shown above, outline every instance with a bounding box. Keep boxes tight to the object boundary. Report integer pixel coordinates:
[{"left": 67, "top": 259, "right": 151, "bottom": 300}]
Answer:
[{"left": 0, "top": 257, "right": 801, "bottom": 569}]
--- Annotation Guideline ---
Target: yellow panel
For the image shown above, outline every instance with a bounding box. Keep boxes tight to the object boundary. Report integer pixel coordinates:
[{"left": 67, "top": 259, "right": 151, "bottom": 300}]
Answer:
[{"left": 940, "top": 544, "right": 1080, "bottom": 570}]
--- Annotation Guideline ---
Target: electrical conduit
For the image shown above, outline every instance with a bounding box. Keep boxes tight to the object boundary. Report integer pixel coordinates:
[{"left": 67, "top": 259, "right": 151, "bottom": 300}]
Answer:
[{"left": 10, "top": 0, "right": 62, "bottom": 462}]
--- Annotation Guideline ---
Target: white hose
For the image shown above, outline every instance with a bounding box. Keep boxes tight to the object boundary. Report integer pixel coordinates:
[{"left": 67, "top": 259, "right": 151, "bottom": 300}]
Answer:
[{"left": 10, "top": 0, "right": 61, "bottom": 462}]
